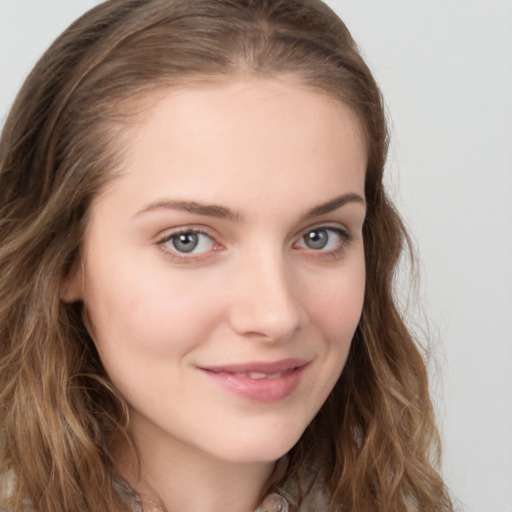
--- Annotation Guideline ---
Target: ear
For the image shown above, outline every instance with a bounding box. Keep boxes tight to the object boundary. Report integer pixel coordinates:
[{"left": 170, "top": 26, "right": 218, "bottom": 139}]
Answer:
[{"left": 60, "top": 262, "right": 84, "bottom": 303}]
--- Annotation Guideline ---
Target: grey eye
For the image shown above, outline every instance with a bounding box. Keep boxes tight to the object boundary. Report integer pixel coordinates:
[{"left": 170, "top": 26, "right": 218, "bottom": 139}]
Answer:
[
  {"left": 159, "top": 230, "right": 216, "bottom": 259},
  {"left": 303, "top": 229, "right": 329, "bottom": 250},
  {"left": 170, "top": 232, "right": 202, "bottom": 253}
]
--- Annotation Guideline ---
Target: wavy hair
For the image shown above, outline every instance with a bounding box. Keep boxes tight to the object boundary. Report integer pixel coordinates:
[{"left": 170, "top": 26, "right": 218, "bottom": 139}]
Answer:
[{"left": 0, "top": 0, "right": 452, "bottom": 510}]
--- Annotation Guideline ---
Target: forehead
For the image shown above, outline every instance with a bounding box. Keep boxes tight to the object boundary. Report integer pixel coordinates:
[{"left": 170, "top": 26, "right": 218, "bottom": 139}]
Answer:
[{"left": 94, "top": 78, "right": 367, "bottom": 215}]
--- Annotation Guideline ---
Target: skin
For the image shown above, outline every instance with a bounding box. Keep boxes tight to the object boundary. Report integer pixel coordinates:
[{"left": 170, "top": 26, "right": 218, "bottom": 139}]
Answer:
[{"left": 63, "top": 78, "right": 367, "bottom": 512}]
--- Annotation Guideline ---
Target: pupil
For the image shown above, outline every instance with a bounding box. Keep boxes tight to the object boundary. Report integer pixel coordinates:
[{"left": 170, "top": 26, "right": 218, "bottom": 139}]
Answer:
[
  {"left": 306, "top": 229, "right": 328, "bottom": 250},
  {"left": 173, "top": 233, "right": 198, "bottom": 253}
]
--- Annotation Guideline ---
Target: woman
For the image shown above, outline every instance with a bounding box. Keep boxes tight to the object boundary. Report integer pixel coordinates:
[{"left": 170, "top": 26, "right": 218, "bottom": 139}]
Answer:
[{"left": 0, "top": 0, "right": 453, "bottom": 511}]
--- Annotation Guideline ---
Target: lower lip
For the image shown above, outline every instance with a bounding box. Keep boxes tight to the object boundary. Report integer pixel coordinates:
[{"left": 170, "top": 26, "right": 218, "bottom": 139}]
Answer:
[{"left": 199, "top": 365, "right": 307, "bottom": 403}]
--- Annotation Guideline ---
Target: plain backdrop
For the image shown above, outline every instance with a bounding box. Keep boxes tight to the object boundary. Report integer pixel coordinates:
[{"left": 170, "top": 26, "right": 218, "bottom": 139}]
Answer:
[{"left": 1, "top": 1, "right": 511, "bottom": 511}]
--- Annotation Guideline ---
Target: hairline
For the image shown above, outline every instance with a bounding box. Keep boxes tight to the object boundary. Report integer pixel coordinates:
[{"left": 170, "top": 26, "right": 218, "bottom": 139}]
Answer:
[{"left": 89, "top": 72, "right": 369, "bottom": 200}]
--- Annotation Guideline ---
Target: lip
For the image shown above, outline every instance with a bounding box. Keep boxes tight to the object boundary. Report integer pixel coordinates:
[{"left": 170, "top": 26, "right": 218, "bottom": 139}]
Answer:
[{"left": 198, "top": 358, "right": 309, "bottom": 403}]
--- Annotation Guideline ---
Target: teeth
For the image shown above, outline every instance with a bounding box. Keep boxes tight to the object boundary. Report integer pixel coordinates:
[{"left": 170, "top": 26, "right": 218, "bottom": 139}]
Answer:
[
  {"left": 248, "top": 372, "right": 270, "bottom": 379},
  {"left": 231, "top": 371, "right": 285, "bottom": 379}
]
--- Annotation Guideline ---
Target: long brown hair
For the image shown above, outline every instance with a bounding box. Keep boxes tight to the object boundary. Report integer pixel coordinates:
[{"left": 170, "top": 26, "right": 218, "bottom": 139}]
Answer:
[{"left": 0, "top": 1, "right": 452, "bottom": 510}]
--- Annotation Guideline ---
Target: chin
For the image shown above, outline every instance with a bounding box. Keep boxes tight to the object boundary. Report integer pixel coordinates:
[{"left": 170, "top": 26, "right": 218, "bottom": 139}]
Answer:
[{"left": 207, "top": 424, "right": 306, "bottom": 465}]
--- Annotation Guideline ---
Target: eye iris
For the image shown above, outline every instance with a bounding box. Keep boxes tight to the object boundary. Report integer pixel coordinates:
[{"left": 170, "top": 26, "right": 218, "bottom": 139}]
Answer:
[
  {"left": 172, "top": 233, "right": 199, "bottom": 253},
  {"left": 305, "top": 229, "right": 328, "bottom": 250}
]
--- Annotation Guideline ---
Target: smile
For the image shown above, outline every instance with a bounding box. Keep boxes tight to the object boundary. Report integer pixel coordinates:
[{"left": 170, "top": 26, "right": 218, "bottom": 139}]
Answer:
[
  {"left": 198, "top": 359, "right": 310, "bottom": 402},
  {"left": 217, "top": 370, "right": 293, "bottom": 380}
]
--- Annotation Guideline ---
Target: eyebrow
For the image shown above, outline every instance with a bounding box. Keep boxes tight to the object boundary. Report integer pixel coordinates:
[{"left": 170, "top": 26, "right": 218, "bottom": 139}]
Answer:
[
  {"left": 134, "top": 193, "right": 365, "bottom": 222},
  {"left": 301, "top": 193, "right": 366, "bottom": 220},
  {"left": 135, "top": 199, "right": 244, "bottom": 222}
]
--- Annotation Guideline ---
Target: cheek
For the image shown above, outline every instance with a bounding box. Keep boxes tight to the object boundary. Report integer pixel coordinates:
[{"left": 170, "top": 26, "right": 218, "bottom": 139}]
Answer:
[
  {"left": 306, "top": 260, "right": 365, "bottom": 344},
  {"left": 290, "top": 258, "right": 365, "bottom": 424},
  {"left": 83, "top": 256, "right": 222, "bottom": 363},
  {"left": 83, "top": 264, "right": 226, "bottom": 411}
]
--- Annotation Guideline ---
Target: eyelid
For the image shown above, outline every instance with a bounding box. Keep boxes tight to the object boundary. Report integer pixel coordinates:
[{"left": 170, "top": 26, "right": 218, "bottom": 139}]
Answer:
[
  {"left": 155, "top": 223, "right": 221, "bottom": 242},
  {"left": 293, "top": 223, "right": 354, "bottom": 258},
  {"left": 156, "top": 225, "right": 224, "bottom": 263},
  {"left": 294, "top": 221, "right": 353, "bottom": 242},
  {"left": 154, "top": 221, "right": 356, "bottom": 264}
]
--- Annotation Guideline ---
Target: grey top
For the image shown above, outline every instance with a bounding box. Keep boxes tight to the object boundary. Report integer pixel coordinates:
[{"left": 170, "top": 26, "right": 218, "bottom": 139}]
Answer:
[
  {"left": 2, "top": 467, "right": 331, "bottom": 511},
  {"left": 114, "top": 477, "right": 290, "bottom": 512}
]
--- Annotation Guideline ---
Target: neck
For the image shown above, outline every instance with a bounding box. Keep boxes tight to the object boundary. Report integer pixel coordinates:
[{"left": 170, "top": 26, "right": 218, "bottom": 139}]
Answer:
[{"left": 115, "top": 413, "right": 276, "bottom": 512}]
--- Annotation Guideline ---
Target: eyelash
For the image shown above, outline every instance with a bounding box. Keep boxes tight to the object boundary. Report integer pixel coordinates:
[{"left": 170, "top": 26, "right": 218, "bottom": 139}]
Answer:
[
  {"left": 294, "top": 226, "right": 353, "bottom": 260},
  {"left": 156, "top": 225, "right": 353, "bottom": 264},
  {"left": 156, "top": 227, "right": 219, "bottom": 264}
]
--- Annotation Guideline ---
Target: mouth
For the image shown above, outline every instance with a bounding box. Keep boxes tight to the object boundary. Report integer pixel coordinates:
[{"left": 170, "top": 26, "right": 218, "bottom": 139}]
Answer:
[
  {"left": 197, "top": 358, "right": 309, "bottom": 402},
  {"left": 213, "top": 369, "right": 294, "bottom": 380}
]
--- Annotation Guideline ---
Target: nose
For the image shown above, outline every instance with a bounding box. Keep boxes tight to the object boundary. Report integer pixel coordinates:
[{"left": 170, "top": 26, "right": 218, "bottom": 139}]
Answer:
[{"left": 227, "top": 249, "right": 307, "bottom": 342}]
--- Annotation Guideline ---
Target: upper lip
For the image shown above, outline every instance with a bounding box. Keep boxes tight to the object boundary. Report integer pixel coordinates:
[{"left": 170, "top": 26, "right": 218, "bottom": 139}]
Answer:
[{"left": 199, "top": 358, "right": 309, "bottom": 374}]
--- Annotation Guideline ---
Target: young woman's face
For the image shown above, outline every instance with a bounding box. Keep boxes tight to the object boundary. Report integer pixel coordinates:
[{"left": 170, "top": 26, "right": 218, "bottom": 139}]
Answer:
[{"left": 66, "top": 79, "right": 367, "bottom": 464}]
